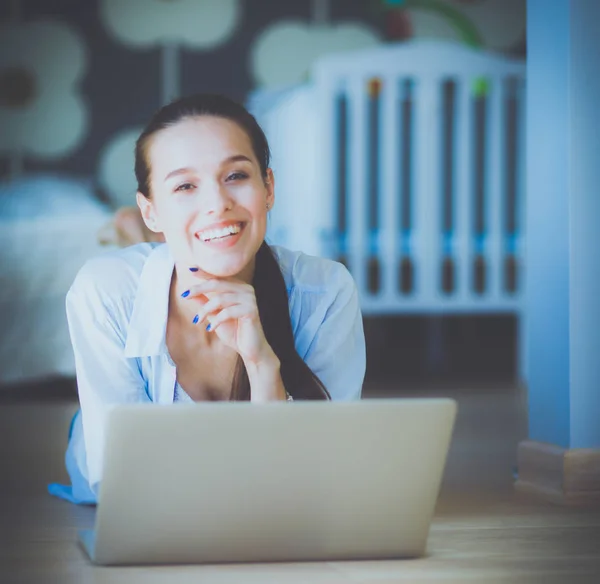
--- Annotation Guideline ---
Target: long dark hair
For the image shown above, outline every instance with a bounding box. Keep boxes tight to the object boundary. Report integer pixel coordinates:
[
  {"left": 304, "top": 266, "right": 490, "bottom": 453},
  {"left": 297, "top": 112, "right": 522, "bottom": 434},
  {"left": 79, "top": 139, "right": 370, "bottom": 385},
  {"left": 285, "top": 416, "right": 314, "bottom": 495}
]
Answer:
[{"left": 134, "top": 94, "right": 330, "bottom": 401}]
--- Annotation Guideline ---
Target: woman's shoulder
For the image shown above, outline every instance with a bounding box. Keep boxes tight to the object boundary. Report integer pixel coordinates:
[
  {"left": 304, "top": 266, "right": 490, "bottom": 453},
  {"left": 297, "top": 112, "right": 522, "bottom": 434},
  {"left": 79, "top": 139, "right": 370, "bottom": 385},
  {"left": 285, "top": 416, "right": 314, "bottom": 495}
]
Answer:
[
  {"left": 68, "top": 242, "right": 160, "bottom": 302},
  {"left": 270, "top": 244, "right": 354, "bottom": 294}
]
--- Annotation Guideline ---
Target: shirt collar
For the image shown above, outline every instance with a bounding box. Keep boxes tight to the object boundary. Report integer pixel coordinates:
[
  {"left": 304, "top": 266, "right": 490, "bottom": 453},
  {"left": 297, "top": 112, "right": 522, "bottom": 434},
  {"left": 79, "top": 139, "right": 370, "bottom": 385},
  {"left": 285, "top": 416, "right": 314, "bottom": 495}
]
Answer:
[{"left": 124, "top": 243, "right": 174, "bottom": 358}]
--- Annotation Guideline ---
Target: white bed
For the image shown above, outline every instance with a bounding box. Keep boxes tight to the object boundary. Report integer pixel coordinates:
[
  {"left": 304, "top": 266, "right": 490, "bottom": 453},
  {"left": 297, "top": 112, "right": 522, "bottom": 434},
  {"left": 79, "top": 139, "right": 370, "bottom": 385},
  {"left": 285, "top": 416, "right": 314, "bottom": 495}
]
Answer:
[{"left": 0, "top": 175, "right": 113, "bottom": 386}]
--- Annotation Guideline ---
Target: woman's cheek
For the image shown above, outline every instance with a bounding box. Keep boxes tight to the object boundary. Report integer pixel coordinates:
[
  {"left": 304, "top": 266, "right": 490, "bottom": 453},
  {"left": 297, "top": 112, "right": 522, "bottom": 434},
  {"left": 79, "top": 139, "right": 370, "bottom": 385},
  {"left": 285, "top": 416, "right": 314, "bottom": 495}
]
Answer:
[{"left": 163, "top": 201, "right": 196, "bottom": 233}]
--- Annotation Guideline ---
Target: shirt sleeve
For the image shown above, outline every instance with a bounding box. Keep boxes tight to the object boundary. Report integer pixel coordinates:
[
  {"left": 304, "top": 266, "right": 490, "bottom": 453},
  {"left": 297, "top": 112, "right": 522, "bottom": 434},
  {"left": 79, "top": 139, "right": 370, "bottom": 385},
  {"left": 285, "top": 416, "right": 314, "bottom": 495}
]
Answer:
[
  {"left": 66, "top": 267, "right": 149, "bottom": 494},
  {"left": 297, "top": 264, "right": 366, "bottom": 401}
]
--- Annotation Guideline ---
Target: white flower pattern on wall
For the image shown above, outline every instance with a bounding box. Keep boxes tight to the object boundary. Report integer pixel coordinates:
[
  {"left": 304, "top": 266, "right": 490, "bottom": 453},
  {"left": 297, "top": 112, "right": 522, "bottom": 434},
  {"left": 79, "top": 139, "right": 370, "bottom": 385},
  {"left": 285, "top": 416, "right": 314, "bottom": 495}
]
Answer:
[
  {"left": 99, "top": 0, "right": 240, "bottom": 49},
  {"left": 100, "top": 0, "right": 240, "bottom": 104},
  {"left": 0, "top": 20, "right": 88, "bottom": 159},
  {"left": 251, "top": 22, "right": 381, "bottom": 90}
]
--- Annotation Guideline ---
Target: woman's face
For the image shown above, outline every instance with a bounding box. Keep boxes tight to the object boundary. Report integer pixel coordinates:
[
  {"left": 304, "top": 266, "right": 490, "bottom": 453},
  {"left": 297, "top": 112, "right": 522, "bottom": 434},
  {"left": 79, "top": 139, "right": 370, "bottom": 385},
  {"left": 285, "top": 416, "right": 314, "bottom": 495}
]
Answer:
[{"left": 137, "top": 116, "right": 274, "bottom": 279}]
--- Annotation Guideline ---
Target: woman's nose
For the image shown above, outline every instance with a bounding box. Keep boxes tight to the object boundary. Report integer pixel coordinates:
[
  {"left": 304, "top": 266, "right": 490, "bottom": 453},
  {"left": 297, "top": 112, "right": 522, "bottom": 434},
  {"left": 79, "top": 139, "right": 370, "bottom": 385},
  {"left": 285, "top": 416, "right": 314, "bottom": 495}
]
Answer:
[{"left": 200, "top": 183, "right": 234, "bottom": 214}]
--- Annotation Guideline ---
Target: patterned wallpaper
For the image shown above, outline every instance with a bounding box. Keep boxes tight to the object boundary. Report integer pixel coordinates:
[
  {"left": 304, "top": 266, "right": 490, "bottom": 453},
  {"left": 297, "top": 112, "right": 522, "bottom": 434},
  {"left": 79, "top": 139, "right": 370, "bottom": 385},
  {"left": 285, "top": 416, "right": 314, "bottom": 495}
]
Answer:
[{"left": 0, "top": 0, "right": 525, "bottom": 206}]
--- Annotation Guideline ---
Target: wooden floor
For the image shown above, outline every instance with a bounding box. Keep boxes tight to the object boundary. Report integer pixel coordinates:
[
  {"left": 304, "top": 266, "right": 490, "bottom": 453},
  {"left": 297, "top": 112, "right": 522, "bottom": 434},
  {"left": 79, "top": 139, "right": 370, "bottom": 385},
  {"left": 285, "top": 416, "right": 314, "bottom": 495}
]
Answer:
[{"left": 1, "top": 380, "right": 599, "bottom": 583}]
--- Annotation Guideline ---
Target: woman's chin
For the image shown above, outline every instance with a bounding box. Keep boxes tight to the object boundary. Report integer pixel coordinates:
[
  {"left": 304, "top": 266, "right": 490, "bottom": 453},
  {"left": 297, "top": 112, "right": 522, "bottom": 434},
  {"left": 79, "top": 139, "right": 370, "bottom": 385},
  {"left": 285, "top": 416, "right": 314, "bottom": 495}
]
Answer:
[{"left": 192, "top": 253, "right": 253, "bottom": 279}]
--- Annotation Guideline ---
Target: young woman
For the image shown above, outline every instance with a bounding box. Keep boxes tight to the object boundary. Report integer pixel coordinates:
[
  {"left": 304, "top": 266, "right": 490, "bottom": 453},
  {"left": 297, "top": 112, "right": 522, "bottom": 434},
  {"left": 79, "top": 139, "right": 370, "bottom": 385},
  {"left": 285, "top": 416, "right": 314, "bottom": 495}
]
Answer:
[{"left": 49, "top": 94, "right": 366, "bottom": 505}]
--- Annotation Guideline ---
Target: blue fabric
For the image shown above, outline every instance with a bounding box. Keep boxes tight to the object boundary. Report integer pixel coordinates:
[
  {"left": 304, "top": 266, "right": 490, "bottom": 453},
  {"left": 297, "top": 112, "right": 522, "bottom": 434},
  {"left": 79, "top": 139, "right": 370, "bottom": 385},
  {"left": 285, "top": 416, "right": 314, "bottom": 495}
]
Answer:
[
  {"left": 48, "top": 242, "right": 366, "bottom": 505},
  {"left": 48, "top": 410, "right": 97, "bottom": 505}
]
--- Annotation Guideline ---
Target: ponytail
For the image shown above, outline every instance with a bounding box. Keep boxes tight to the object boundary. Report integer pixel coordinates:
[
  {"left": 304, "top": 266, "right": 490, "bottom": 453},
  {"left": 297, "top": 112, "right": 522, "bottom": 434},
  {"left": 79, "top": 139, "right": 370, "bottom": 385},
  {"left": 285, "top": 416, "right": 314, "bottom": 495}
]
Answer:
[{"left": 230, "top": 242, "right": 330, "bottom": 401}]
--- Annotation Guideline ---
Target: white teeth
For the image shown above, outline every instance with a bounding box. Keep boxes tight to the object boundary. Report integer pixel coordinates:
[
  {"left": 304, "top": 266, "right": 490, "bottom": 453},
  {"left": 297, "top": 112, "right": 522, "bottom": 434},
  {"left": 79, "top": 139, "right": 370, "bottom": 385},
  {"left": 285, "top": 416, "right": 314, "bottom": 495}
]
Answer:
[{"left": 198, "top": 223, "right": 242, "bottom": 242}]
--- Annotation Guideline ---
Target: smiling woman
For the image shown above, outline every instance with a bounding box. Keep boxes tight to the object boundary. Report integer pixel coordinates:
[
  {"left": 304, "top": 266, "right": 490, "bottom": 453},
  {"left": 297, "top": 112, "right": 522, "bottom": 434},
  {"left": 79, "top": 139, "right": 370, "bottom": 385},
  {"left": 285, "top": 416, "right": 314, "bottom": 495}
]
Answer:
[{"left": 48, "top": 94, "right": 366, "bottom": 505}]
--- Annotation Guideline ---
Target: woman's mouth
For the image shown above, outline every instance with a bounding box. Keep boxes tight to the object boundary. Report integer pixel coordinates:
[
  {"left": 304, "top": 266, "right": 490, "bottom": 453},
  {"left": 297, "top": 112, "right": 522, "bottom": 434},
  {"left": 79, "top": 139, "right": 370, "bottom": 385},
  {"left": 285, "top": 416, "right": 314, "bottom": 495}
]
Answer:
[{"left": 195, "top": 222, "right": 246, "bottom": 248}]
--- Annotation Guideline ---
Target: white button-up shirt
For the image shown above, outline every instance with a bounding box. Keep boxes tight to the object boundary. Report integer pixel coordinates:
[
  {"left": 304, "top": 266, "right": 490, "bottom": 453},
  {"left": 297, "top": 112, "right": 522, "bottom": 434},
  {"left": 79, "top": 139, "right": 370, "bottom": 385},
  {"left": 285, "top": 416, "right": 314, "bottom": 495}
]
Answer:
[{"left": 48, "top": 242, "right": 366, "bottom": 504}]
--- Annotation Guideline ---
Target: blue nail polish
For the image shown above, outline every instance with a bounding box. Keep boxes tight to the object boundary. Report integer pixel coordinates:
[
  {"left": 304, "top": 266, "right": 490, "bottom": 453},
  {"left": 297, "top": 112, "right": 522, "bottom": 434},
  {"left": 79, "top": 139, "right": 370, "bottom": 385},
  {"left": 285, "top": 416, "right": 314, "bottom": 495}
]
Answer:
[
  {"left": 181, "top": 290, "right": 190, "bottom": 298},
  {"left": 189, "top": 267, "right": 199, "bottom": 272},
  {"left": 206, "top": 323, "right": 211, "bottom": 332},
  {"left": 192, "top": 314, "right": 199, "bottom": 324}
]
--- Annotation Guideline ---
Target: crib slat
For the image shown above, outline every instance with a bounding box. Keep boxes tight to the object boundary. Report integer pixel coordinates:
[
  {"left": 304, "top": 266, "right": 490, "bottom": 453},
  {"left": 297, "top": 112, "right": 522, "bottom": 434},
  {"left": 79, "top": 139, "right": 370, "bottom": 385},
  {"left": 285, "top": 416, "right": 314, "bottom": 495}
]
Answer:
[
  {"left": 514, "top": 76, "right": 527, "bottom": 296},
  {"left": 414, "top": 76, "right": 439, "bottom": 304},
  {"left": 348, "top": 76, "right": 369, "bottom": 295},
  {"left": 487, "top": 76, "right": 504, "bottom": 302},
  {"left": 455, "top": 79, "right": 473, "bottom": 304},
  {"left": 400, "top": 79, "right": 416, "bottom": 296},
  {"left": 504, "top": 77, "right": 520, "bottom": 295},
  {"left": 380, "top": 77, "right": 401, "bottom": 301}
]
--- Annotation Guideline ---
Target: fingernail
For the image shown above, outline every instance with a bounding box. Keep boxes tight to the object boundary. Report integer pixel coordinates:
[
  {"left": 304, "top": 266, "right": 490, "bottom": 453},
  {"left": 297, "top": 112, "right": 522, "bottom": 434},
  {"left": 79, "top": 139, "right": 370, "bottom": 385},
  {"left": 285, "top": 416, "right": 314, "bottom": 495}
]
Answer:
[
  {"left": 181, "top": 290, "right": 190, "bottom": 298},
  {"left": 192, "top": 314, "right": 199, "bottom": 324},
  {"left": 206, "top": 323, "right": 211, "bottom": 332},
  {"left": 189, "top": 267, "right": 199, "bottom": 272}
]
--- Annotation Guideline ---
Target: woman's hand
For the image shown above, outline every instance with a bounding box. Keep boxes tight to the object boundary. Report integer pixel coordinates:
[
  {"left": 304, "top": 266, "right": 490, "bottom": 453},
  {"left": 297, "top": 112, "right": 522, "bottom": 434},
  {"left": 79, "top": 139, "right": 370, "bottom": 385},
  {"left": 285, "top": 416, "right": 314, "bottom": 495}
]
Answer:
[
  {"left": 183, "top": 277, "right": 287, "bottom": 402},
  {"left": 182, "top": 278, "right": 274, "bottom": 366}
]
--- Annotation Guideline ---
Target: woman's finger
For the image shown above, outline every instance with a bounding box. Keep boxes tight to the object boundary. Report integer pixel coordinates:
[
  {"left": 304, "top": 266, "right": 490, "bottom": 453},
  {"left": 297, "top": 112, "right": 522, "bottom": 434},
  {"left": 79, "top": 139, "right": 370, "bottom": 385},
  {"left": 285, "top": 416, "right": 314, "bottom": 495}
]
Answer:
[
  {"left": 208, "top": 304, "right": 256, "bottom": 331},
  {"left": 195, "top": 294, "right": 246, "bottom": 323}
]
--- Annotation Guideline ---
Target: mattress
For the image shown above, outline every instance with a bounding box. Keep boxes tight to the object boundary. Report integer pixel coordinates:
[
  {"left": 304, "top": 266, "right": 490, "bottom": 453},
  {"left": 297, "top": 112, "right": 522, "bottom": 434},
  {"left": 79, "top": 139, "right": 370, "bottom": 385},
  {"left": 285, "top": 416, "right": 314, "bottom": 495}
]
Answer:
[{"left": 0, "top": 175, "right": 114, "bottom": 385}]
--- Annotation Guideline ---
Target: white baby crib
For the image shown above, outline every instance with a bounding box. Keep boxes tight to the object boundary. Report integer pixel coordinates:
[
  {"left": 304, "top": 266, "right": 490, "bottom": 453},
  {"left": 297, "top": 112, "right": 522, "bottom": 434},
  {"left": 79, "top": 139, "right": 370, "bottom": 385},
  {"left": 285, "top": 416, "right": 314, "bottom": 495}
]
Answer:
[{"left": 248, "top": 40, "right": 527, "bottom": 380}]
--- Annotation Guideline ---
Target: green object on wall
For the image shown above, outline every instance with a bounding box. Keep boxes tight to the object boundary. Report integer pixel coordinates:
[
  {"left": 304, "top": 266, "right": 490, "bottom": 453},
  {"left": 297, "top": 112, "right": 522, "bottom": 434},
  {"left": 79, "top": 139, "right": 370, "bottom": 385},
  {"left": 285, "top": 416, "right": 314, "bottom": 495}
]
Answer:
[
  {"left": 403, "top": 0, "right": 483, "bottom": 48},
  {"left": 472, "top": 77, "right": 490, "bottom": 98}
]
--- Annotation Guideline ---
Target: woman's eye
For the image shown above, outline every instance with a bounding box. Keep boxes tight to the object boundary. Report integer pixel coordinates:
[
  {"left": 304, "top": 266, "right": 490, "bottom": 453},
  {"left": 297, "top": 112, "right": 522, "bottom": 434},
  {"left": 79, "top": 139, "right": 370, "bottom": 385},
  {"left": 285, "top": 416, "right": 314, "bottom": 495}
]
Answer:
[
  {"left": 175, "top": 182, "right": 195, "bottom": 192},
  {"left": 226, "top": 172, "right": 248, "bottom": 182}
]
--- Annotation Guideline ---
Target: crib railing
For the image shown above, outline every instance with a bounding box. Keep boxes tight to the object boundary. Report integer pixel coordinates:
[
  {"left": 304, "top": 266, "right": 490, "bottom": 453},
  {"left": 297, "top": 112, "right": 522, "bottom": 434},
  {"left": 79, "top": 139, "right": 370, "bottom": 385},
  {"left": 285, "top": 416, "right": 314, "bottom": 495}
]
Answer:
[{"left": 313, "top": 40, "right": 526, "bottom": 315}]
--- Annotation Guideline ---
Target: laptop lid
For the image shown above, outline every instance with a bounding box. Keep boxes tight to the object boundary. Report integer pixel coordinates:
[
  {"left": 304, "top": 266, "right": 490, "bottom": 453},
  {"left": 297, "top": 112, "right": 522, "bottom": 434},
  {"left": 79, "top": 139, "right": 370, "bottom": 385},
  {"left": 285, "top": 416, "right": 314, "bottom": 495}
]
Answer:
[{"left": 88, "top": 398, "right": 456, "bottom": 565}]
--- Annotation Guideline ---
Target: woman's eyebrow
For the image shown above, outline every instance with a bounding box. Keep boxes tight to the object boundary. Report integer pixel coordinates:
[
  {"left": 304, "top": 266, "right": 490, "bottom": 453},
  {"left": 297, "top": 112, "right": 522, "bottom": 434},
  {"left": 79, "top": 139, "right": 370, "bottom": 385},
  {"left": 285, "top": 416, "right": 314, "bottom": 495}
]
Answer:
[
  {"left": 222, "top": 154, "right": 252, "bottom": 165},
  {"left": 164, "top": 167, "right": 195, "bottom": 181}
]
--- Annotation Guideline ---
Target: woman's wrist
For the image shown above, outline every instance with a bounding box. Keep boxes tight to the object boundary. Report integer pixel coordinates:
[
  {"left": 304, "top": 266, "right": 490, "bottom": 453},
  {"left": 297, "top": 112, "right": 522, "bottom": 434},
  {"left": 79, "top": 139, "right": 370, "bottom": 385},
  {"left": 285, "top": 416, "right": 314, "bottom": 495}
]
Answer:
[{"left": 244, "top": 349, "right": 287, "bottom": 402}]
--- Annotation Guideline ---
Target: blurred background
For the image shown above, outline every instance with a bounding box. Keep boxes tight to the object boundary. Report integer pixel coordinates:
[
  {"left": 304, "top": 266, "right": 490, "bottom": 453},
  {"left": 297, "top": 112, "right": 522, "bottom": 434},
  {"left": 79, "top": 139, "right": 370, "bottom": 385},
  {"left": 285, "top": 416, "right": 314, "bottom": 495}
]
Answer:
[{"left": 0, "top": 0, "right": 527, "bottom": 393}]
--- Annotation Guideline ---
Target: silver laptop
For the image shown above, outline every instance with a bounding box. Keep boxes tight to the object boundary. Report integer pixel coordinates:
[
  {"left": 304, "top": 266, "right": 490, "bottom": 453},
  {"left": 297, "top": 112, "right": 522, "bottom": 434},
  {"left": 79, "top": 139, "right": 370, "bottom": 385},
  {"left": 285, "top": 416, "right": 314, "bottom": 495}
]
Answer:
[{"left": 79, "top": 398, "right": 456, "bottom": 565}]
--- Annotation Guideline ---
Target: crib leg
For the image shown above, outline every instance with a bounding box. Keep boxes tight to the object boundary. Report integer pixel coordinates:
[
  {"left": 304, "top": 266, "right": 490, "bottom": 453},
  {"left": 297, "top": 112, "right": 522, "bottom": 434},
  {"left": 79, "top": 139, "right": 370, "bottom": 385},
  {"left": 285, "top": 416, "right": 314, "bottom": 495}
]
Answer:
[{"left": 425, "top": 316, "right": 445, "bottom": 380}]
